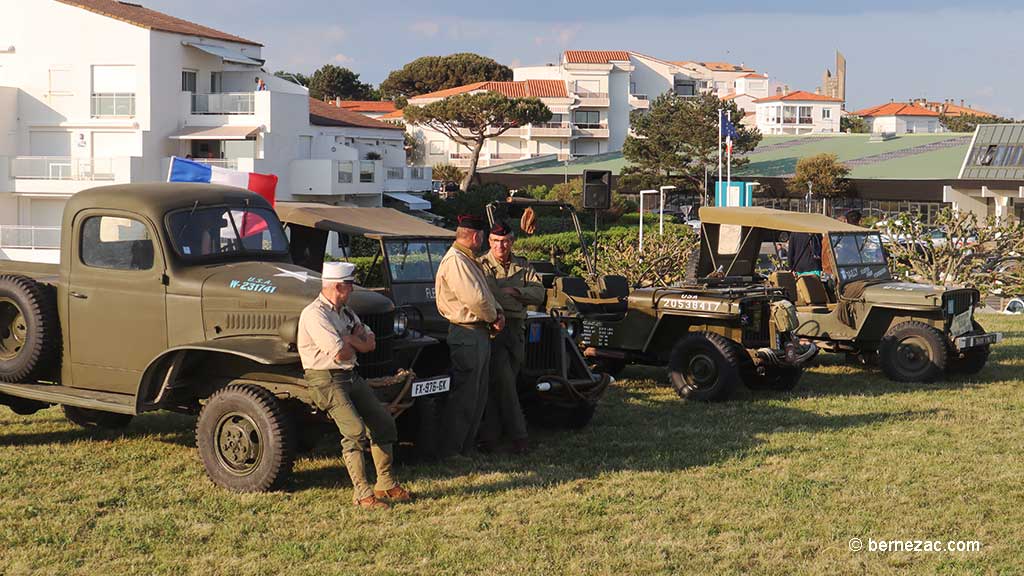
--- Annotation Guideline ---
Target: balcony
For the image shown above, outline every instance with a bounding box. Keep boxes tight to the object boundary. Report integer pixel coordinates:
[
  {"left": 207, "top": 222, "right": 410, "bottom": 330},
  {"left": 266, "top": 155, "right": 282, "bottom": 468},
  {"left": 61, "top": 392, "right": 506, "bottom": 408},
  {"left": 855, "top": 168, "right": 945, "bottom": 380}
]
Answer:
[
  {"left": 289, "top": 158, "right": 384, "bottom": 197},
  {"left": 530, "top": 122, "right": 572, "bottom": 137},
  {"left": 629, "top": 94, "right": 650, "bottom": 110},
  {"left": 574, "top": 91, "right": 610, "bottom": 107},
  {"left": 384, "top": 165, "right": 433, "bottom": 193},
  {"left": 448, "top": 153, "right": 484, "bottom": 168},
  {"left": 91, "top": 93, "right": 136, "bottom": 118},
  {"left": 573, "top": 123, "right": 610, "bottom": 138},
  {"left": 0, "top": 225, "right": 61, "bottom": 263},
  {"left": 191, "top": 158, "right": 239, "bottom": 170},
  {"left": 6, "top": 156, "right": 142, "bottom": 195},
  {"left": 191, "top": 92, "right": 255, "bottom": 115}
]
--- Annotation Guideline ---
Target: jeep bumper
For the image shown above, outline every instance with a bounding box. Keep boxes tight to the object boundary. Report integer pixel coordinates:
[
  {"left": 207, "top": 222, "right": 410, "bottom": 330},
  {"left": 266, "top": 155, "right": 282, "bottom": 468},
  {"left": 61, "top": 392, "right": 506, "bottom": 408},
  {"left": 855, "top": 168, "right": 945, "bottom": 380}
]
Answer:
[{"left": 954, "top": 332, "right": 1002, "bottom": 350}]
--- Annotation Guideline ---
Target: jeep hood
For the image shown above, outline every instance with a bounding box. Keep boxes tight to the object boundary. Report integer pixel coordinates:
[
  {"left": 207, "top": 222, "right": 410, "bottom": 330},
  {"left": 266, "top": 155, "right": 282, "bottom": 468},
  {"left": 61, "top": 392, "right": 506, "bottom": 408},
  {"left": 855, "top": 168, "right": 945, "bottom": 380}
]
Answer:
[{"left": 859, "top": 282, "right": 944, "bottom": 307}]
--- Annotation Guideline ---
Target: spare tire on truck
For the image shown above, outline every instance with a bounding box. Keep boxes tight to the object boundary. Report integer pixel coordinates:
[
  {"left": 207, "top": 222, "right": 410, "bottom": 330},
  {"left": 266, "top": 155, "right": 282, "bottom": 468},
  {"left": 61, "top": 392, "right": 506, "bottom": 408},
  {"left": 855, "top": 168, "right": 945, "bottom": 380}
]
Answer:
[{"left": 0, "top": 274, "right": 61, "bottom": 383}]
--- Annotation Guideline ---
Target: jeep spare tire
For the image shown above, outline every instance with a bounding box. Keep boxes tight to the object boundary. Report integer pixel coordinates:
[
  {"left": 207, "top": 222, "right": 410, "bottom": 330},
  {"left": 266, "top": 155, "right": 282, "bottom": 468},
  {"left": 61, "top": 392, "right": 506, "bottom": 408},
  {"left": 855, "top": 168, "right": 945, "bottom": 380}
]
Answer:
[
  {"left": 0, "top": 275, "right": 60, "bottom": 383},
  {"left": 668, "top": 332, "right": 744, "bottom": 402}
]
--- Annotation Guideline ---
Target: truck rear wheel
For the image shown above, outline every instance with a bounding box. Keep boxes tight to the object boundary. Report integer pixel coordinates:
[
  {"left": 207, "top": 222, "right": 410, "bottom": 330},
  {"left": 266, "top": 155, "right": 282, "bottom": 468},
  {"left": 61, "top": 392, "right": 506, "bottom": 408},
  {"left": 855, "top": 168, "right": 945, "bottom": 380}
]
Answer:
[
  {"left": 947, "top": 321, "right": 991, "bottom": 375},
  {"left": 668, "top": 332, "right": 744, "bottom": 402},
  {"left": 63, "top": 405, "right": 133, "bottom": 429},
  {"left": 196, "top": 384, "right": 295, "bottom": 492},
  {"left": 0, "top": 275, "right": 60, "bottom": 383},
  {"left": 879, "top": 321, "right": 948, "bottom": 382}
]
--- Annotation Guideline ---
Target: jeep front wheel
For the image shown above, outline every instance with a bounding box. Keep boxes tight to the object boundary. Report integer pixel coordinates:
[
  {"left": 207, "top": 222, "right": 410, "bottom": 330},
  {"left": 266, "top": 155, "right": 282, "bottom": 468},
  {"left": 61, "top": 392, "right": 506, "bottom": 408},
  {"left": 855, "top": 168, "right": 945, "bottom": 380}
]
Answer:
[
  {"left": 947, "top": 321, "right": 991, "bottom": 375},
  {"left": 668, "top": 332, "right": 744, "bottom": 402},
  {"left": 196, "top": 384, "right": 295, "bottom": 492},
  {"left": 879, "top": 321, "right": 948, "bottom": 382}
]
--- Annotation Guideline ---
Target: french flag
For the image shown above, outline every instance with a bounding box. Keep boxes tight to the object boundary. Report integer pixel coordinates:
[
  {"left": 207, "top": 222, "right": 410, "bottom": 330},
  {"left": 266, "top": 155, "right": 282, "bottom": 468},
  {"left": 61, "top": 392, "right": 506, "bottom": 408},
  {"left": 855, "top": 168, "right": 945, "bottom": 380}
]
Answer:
[{"left": 167, "top": 156, "right": 278, "bottom": 236}]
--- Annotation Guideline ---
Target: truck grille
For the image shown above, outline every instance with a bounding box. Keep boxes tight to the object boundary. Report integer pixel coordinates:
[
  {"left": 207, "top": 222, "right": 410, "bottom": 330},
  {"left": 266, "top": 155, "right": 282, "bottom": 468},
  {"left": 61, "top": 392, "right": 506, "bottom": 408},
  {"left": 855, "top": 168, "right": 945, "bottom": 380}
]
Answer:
[
  {"left": 741, "top": 298, "right": 771, "bottom": 348},
  {"left": 524, "top": 318, "right": 560, "bottom": 373},
  {"left": 357, "top": 311, "right": 395, "bottom": 379}
]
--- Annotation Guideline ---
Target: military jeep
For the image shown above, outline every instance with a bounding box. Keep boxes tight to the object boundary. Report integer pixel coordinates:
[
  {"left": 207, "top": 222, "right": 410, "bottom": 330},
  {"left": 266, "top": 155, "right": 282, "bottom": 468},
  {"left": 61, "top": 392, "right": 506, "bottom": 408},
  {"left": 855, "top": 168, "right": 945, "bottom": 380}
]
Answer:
[
  {"left": 275, "top": 202, "right": 610, "bottom": 429},
  {"left": 484, "top": 197, "right": 817, "bottom": 402},
  {"left": 696, "top": 206, "right": 1003, "bottom": 383},
  {"left": 0, "top": 184, "right": 439, "bottom": 492}
]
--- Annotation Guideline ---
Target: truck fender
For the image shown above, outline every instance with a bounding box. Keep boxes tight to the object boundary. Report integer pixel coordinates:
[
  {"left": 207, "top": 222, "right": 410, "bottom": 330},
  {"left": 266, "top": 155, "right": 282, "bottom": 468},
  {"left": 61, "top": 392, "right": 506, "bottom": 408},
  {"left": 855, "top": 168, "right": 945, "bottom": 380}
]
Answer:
[{"left": 137, "top": 338, "right": 299, "bottom": 412}]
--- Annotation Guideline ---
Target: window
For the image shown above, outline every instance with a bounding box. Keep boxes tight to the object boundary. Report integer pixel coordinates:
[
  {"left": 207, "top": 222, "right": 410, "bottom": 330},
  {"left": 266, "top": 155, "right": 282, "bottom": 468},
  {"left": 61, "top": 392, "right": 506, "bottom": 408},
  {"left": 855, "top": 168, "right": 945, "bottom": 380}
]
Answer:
[
  {"left": 166, "top": 206, "right": 287, "bottom": 260},
  {"left": 574, "top": 80, "right": 600, "bottom": 94},
  {"left": 798, "top": 106, "right": 813, "bottom": 124},
  {"left": 573, "top": 110, "right": 601, "bottom": 127},
  {"left": 977, "top": 145, "right": 998, "bottom": 166},
  {"left": 92, "top": 65, "right": 136, "bottom": 118},
  {"left": 782, "top": 106, "right": 797, "bottom": 124},
  {"left": 181, "top": 70, "right": 197, "bottom": 93},
  {"left": 338, "top": 160, "right": 353, "bottom": 183},
  {"left": 822, "top": 107, "right": 832, "bottom": 120},
  {"left": 359, "top": 160, "right": 375, "bottom": 183},
  {"left": 428, "top": 140, "right": 444, "bottom": 155},
  {"left": 81, "top": 216, "right": 154, "bottom": 270},
  {"left": 630, "top": 81, "right": 636, "bottom": 94},
  {"left": 211, "top": 71, "right": 222, "bottom": 93},
  {"left": 49, "top": 67, "right": 72, "bottom": 94}
]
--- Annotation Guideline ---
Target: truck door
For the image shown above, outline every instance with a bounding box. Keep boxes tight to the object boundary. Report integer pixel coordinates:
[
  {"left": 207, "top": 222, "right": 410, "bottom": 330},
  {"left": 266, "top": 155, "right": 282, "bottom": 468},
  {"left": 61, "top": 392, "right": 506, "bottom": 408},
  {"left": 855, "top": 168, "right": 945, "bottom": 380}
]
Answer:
[{"left": 68, "top": 211, "right": 167, "bottom": 395}]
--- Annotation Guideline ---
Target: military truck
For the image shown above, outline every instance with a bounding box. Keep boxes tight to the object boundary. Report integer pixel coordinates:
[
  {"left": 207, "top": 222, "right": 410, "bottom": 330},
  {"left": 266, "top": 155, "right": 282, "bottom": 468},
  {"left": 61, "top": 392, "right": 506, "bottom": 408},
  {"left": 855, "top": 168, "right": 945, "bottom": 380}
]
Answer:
[
  {"left": 0, "top": 184, "right": 442, "bottom": 492},
  {"left": 484, "top": 197, "right": 817, "bottom": 402},
  {"left": 275, "top": 202, "right": 610, "bottom": 428},
  {"left": 695, "top": 207, "right": 1002, "bottom": 383}
]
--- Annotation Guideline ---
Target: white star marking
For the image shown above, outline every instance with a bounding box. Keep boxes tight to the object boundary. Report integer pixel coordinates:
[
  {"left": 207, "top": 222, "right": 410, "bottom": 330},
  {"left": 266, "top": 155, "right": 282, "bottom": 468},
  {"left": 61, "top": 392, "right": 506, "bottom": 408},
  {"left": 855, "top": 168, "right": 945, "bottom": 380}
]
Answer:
[{"left": 274, "top": 267, "right": 319, "bottom": 283}]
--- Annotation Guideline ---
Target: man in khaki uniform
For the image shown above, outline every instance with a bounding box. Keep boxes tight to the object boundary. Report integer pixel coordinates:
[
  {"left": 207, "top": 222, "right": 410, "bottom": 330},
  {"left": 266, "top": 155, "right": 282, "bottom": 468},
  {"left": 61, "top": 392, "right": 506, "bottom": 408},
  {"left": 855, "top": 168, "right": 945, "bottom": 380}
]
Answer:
[
  {"left": 434, "top": 214, "right": 504, "bottom": 459},
  {"left": 479, "top": 222, "right": 545, "bottom": 454},
  {"left": 298, "top": 261, "right": 411, "bottom": 509}
]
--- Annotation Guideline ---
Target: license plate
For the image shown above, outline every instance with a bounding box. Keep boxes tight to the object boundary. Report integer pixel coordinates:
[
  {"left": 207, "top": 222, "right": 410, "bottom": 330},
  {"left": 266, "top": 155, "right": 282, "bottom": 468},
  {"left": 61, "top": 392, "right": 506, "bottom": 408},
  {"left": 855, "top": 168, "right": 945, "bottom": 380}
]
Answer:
[
  {"left": 411, "top": 376, "right": 450, "bottom": 397},
  {"left": 956, "top": 332, "right": 1002, "bottom": 349}
]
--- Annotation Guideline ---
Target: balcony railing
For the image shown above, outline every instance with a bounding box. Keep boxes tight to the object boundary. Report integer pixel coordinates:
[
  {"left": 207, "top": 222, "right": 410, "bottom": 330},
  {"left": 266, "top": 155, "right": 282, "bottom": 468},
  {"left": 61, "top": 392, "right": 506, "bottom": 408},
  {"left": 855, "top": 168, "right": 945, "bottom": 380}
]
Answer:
[
  {"left": 0, "top": 226, "right": 61, "bottom": 250},
  {"left": 91, "top": 93, "right": 135, "bottom": 118},
  {"left": 191, "top": 92, "right": 255, "bottom": 115},
  {"left": 630, "top": 94, "right": 649, "bottom": 101},
  {"left": 574, "top": 123, "right": 607, "bottom": 130},
  {"left": 490, "top": 153, "right": 523, "bottom": 160},
  {"left": 11, "top": 156, "right": 117, "bottom": 181},
  {"left": 576, "top": 91, "right": 609, "bottom": 99},
  {"left": 191, "top": 158, "right": 238, "bottom": 170},
  {"left": 387, "top": 167, "right": 405, "bottom": 180}
]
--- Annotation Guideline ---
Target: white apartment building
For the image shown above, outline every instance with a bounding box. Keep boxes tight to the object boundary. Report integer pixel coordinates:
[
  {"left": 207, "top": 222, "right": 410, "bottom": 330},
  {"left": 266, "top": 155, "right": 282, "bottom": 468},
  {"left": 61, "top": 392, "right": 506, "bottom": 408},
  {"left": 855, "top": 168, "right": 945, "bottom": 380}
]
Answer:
[
  {"left": 0, "top": 0, "right": 429, "bottom": 258},
  {"left": 672, "top": 61, "right": 758, "bottom": 98},
  {"left": 754, "top": 91, "right": 843, "bottom": 135},
  {"left": 406, "top": 80, "right": 576, "bottom": 167},
  {"left": 851, "top": 102, "right": 943, "bottom": 134}
]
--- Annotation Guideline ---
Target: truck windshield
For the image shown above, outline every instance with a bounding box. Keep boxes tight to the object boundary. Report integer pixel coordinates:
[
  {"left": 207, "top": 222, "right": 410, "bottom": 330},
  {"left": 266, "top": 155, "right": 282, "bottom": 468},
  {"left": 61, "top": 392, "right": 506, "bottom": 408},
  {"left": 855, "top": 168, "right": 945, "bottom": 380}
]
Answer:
[
  {"left": 384, "top": 239, "right": 451, "bottom": 282},
  {"left": 831, "top": 233, "right": 891, "bottom": 283},
  {"left": 166, "top": 206, "right": 288, "bottom": 260}
]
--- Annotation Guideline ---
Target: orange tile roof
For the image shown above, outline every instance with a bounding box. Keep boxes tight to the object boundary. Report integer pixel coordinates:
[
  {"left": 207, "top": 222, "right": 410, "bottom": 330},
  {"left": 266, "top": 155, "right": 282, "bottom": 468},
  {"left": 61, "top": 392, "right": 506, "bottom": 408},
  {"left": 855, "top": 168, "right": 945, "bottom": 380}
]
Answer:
[
  {"left": 924, "top": 101, "right": 997, "bottom": 118},
  {"left": 411, "top": 79, "right": 569, "bottom": 100},
  {"left": 338, "top": 101, "right": 398, "bottom": 114},
  {"left": 380, "top": 109, "right": 405, "bottom": 120},
  {"left": 755, "top": 90, "right": 843, "bottom": 103},
  {"left": 701, "top": 61, "right": 755, "bottom": 72},
  {"left": 309, "top": 98, "right": 404, "bottom": 130},
  {"left": 564, "top": 50, "right": 631, "bottom": 64},
  {"left": 739, "top": 73, "right": 767, "bottom": 79},
  {"left": 58, "top": 0, "right": 260, "bottom": 46},
  {"left": 850, "top": 102, "right": 940, "bottom": 117}
]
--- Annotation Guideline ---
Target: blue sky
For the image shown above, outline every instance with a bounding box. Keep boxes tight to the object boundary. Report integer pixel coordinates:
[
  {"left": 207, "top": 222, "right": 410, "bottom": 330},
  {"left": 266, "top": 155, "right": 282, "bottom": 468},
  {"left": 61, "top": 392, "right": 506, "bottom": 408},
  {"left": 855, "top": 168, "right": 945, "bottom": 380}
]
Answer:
[{"left": 146, "top": 0, "right": 1022, "bottom": 117}]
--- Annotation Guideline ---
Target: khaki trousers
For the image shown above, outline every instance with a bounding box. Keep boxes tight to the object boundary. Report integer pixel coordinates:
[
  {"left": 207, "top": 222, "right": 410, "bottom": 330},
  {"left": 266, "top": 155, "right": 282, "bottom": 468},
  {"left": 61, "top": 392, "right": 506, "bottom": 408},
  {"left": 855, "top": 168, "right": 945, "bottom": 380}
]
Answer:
[
  {"left": 304, "top": 369, "right": 398, "bottom": 501},
  {"left": 480, "top": 317, "right": 528, "bottom": 444},
  {"left": 440, "top": 324, "right": 491, "bottom": 458}
]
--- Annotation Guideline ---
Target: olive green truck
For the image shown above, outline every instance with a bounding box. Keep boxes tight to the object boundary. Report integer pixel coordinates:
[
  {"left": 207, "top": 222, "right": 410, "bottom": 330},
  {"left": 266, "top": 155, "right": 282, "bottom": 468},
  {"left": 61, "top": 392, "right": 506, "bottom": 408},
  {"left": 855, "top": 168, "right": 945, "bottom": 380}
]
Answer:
[{"left": 0, "top": 183, "right": 444, "bottom": 492}]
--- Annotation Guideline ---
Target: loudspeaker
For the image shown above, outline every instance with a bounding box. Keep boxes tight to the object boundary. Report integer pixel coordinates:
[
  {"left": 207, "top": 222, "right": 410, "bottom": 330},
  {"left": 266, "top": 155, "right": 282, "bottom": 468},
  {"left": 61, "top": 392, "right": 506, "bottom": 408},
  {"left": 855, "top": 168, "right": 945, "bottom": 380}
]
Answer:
[{"left": 582, "top": 169, "right": 612, "bottom": 210}]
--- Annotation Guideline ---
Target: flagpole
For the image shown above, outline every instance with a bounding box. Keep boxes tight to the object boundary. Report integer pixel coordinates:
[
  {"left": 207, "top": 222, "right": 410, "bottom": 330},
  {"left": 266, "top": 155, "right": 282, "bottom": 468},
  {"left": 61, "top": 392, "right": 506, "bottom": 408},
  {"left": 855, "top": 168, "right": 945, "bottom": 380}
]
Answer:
[
  {"left": 717, "top": 108, "right": 723, "bottom": 207},
  {"left": 727, "top": 136, "right": 732, "bottom": 204}
]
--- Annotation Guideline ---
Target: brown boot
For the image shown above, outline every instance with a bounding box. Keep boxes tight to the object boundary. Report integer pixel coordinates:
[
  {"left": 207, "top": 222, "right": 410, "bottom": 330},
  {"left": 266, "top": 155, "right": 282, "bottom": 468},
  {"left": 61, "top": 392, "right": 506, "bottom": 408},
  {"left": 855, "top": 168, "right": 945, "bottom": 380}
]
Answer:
[
  {"left": 374, "top": 484, "right": 413, "bottom": 502},
  {"left": 353, "top": 495, "right": 390, "bottom": 510}
]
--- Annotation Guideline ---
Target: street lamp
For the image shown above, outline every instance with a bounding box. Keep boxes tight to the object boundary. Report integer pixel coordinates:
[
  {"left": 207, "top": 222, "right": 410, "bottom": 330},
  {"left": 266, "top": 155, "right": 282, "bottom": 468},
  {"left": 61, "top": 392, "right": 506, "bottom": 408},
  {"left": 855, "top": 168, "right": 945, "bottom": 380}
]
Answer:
[{"left": 658, "top": 185, "right": 676, "bottom": 235}]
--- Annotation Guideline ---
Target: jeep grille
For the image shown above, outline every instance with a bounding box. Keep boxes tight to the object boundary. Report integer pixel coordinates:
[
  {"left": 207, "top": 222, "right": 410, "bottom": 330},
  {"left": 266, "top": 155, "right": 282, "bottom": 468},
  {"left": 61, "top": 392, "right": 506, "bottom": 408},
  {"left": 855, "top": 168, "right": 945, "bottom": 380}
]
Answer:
[
  {"left": 357, "top": 311, "right": 395, "bottom": 378},
  {"left": 942, "top": 289, "right": 976, "bottom": 327},
  {"left": 524, "top": 319, "right": 560, "bottom": 373},
  {"left": 741, "top": 298, "right": 771, "bottom": 348}
]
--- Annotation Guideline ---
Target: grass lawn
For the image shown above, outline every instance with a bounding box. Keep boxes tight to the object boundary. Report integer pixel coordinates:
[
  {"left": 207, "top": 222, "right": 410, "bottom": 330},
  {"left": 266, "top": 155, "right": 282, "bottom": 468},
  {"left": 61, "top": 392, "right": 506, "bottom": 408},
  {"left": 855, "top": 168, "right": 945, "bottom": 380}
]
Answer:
[{"left": 2, "top": 314, "right": 1023, "bottom": 575}]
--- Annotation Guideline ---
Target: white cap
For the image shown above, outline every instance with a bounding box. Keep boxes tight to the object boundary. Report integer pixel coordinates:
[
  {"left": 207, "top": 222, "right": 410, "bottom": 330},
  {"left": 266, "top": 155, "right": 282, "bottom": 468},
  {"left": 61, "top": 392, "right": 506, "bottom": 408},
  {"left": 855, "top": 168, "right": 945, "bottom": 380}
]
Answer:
[{"left": 322, "top": 261, "right": 356, "bottom": 284}]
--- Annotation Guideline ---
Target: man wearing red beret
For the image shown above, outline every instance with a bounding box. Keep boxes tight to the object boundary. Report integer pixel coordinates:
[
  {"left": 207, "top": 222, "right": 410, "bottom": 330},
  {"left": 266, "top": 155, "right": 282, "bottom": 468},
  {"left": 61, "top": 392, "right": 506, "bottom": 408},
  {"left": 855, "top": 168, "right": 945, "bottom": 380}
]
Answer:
[{"left": 434, "top": 214, "right": 505, "bottom": 458}]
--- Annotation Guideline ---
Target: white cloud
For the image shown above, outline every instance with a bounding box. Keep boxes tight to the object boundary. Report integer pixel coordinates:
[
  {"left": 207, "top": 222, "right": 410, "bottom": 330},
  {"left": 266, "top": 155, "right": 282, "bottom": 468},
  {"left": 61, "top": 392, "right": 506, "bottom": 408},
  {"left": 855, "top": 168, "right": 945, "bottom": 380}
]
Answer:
[
  {"left": 409, "top": 20, "right": 440, "bottom": 37},
  {"left": 333, "top": 53, "right": 354, "bottom": 64}
]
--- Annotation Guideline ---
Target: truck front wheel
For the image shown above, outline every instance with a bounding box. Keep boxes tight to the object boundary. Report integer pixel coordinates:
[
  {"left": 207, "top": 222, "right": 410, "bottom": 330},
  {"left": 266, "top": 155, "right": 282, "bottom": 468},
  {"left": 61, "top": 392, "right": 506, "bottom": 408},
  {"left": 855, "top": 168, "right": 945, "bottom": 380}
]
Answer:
[
  {"left": 668, "top": 332, "right": 744, "bottom": 402},
  {"left": 879, "top": 321, "right": 948, "bottom": 382},
  {"left": 196, "top": 384, "right": 295, "bottom": 492}
]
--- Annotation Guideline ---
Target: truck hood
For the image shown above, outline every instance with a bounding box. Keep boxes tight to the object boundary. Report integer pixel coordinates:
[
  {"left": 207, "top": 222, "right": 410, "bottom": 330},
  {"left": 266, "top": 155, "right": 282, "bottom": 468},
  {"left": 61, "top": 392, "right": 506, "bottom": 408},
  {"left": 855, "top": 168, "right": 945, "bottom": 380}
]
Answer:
[
  {"left": 860, "top": 282, "right": 944, "bottom": 307},
  {"left": 200, "top": 262, "right": 394, "bottom": 339}
]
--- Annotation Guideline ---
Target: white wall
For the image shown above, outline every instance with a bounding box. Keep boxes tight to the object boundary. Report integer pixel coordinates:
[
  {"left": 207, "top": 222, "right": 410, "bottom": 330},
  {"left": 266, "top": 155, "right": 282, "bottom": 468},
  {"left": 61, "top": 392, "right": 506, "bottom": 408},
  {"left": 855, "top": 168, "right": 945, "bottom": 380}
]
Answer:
[{"left": 755, "top": 101, "right": 841, "bottom": 134}]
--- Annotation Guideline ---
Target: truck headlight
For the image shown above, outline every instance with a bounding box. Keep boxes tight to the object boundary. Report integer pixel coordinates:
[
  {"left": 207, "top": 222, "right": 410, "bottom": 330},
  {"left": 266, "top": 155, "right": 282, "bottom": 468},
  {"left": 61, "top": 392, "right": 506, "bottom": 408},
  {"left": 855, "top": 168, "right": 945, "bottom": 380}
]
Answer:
[{"left": 393, "top": 311, "right": 408, "bottom": 337}]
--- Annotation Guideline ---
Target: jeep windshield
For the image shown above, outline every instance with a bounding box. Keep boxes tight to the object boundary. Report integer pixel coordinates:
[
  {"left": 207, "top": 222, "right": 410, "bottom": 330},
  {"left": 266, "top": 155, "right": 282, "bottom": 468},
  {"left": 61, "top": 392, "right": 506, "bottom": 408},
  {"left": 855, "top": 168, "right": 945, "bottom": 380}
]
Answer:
[
  {"left": 166, "top": 206, "right": 289, "bottom": 261},
  {"left": 383, "top": 239, "right": 451, "bottom": 283},
  {"left": 830, "top": 232, "right": 891, "bottom": 283}
]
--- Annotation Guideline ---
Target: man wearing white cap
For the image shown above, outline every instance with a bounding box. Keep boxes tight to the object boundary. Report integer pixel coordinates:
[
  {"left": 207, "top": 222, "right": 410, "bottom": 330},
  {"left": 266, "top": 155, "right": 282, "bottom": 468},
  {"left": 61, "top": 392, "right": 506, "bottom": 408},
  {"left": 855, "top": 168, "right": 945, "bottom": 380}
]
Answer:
[{"left": 298, "top": 261, "right": 411, "bottom": 509}]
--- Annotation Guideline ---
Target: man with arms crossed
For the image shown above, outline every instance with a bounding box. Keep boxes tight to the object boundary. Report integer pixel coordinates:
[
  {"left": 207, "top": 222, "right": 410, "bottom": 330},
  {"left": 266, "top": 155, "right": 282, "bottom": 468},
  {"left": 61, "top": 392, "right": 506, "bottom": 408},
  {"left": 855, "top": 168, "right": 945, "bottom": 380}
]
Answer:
[
  {"left": 435, "top": 215, "right": 505, "bottom": 459},
  {"left": 298, "top": 261, "right": 411, "bottom": 509}
]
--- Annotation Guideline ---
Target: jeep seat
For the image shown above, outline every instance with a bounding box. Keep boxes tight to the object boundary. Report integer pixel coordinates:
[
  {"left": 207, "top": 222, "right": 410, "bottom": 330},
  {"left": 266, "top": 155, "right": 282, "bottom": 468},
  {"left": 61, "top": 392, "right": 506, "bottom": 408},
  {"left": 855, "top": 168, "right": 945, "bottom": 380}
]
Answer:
[
  {"left": 530, "top": 261, "right": 558, "bottom": 288},
  {"left": 555, "top": 276, "right": 623, "bottom": 318},
  {"left": 597, "top": 275, "right": 629, "bottom": 314},
  {"left": 795, "top": 274, "right": 833, "bottom": 313},
  {"left": 768, "top": 271, "right": 798, "bottom": 302}
]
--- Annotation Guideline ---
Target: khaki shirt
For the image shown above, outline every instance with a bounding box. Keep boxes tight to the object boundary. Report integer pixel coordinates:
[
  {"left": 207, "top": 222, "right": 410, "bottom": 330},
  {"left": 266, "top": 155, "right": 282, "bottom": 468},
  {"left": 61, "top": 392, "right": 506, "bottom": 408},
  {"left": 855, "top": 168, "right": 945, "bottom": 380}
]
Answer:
[
  {"left": 435, "top": 242, "right": 502, "bottom": 325},
  {"left": 480, "top": 252, "right": 546, "bottom": 319},
  {"left": 297, "top": 294, "right": 373, "bottom": 370}
]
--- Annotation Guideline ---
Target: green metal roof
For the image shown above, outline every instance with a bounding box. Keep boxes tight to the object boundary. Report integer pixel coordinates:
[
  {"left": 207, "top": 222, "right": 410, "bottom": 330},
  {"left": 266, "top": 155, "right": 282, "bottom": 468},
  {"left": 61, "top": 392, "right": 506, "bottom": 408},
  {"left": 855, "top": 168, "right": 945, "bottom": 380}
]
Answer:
[{"left": 485, "top": 133, "right": 975, "bottom": 180}]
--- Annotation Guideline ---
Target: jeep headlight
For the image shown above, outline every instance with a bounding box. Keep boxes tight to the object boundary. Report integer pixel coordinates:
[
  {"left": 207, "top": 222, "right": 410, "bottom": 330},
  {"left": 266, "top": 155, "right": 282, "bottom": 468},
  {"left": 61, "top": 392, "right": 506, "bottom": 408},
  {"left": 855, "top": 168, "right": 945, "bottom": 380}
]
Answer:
[{"left": 393, "top": 310, "right": 409, "bottom": 337}]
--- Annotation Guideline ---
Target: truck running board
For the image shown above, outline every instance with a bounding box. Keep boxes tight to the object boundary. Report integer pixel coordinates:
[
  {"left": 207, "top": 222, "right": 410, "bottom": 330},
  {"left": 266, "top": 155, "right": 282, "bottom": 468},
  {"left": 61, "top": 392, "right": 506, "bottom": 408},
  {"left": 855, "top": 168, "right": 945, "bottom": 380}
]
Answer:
[{"left": 0, "top": 382, "right": 136, "bottom": 415}]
